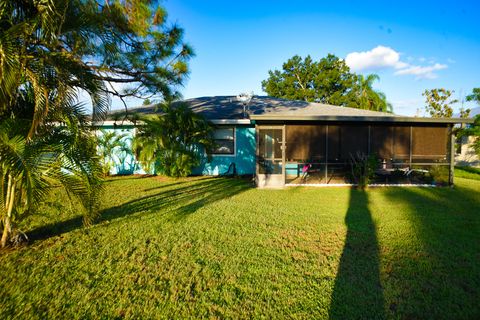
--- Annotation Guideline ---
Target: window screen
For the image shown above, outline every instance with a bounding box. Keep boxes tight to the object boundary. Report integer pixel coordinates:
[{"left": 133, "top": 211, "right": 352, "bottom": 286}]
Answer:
[
  {"left": 286, "top": 125, "right": 326, "bottom": 161},
  {"left": 412, "top": 126, "right": 448, "bottom": 161}
]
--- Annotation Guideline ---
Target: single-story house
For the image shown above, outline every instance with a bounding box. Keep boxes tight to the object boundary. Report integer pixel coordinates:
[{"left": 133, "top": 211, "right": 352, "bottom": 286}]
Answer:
[
  {"left": 97, "top": 96, "right": 473, "bottom": 187},
  {"left": 456, "top": 135, "right": 480, "bottom": 167}
]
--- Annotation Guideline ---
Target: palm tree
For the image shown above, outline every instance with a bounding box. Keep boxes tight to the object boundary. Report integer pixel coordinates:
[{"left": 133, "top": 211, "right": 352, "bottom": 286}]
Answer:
[
  {"left": 0, "top": 0, "right": 110, "bottom": 138},
  {"left": 0, "top": 0, "right": 193, "bottom": 246},
  {"left": 0, "top": 108, "right": 103, "bottom": 247},
  {"left": 0, "top": 0, "right": 194, "bottom": 130},
  {"left": 0, "top": 0, "right": 107, "bottom": 246},
  {"left": 132, "top": 102, "right": 214, "bottom": 177},
  {"left": 356, "top": 74, "right": 393, "bottom": 112}
]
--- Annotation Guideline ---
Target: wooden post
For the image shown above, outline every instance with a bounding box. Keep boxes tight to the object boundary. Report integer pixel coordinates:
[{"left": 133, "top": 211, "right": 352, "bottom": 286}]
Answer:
[
  {"left": 448, "top": 125, "right": 455, "bottom": 186},
  {"left": 282, "top": 124, "right": 286, "bottom": 186},
  {"left": 325, "top": 125, "right": 328, "bottom": 183},
  {"left": 409, "top": 126, "right": 413, "bottom": 168}
]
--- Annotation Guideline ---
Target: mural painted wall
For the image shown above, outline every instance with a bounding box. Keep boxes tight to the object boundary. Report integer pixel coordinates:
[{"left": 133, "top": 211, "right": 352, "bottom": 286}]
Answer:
[
  {"left": 96, "top": 126, "right": 146, "bottom": 175},
  {"left": 192, "top": 126, "right": 256, "bottom": 175},
  {"left": 97, "top": 125, "right": 256, "bottom": 176}
]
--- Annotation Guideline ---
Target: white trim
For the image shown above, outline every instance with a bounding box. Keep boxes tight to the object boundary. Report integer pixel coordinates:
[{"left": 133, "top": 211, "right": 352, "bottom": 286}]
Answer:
[
  {"left": 286, "top": 183, "right": 437, "bottom": 187},
  {"left": 211, "top": 153, "right": 236, "bottom": 158},
  {"left": 92, "top": 120, "right": 138, "bottom": 126},
  {"left": 286, "top": 183, "right": 355, "bottom": 187},
  {"left": 211, "top": 119, "right": 251, "bottom": 125},
  {"left": 93, "top": 119, "right": 251, "bottom": 127},
  {"left": 210, "top": 126, "right": 236, "bottom": 157}
]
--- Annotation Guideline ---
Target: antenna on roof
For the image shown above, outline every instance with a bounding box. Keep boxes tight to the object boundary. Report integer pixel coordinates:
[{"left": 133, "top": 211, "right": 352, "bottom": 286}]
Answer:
[{"left": 236, "top": 91, "right": 254, "bottom": 118}]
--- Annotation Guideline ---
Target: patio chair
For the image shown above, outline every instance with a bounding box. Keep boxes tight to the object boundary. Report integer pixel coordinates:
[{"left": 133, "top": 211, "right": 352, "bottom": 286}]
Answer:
[{"left": 301, "top": 163, "right": 312, "bottom": 181}]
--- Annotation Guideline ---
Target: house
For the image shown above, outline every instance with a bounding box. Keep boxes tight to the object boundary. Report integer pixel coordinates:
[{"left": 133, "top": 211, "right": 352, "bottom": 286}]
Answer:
[
  {"left": 97, "top": 96, "right": 473, "bottom": 187},
  {"left": 455, "top": 107, "right": 479, "bottom": 167},
  {"left": 456, "top": 136, "right": 480, "bottom": 167}
]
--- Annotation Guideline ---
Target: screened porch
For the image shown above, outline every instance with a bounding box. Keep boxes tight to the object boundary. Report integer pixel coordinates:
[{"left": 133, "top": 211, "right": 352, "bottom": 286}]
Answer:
[{"left": 256, "top": 122, "right": 454, "bottom": 187}]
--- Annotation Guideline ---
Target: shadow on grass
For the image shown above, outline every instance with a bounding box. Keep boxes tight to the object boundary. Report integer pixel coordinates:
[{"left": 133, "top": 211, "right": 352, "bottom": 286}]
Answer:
[
  {"left": 329, "top": 188, "right": 385, "bottom": 319},
  {"left": 102, "top": 174, "right": 153, "bottom": 183},
  {"left": 28, "top": 177, "right": 251, "bottom": 242},
  {"left": 381, "top": 185, "right": 480, "bottom": 318}
]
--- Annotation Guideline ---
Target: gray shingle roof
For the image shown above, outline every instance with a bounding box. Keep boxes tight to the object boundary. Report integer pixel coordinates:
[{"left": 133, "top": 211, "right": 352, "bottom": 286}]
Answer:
[
  {"left": 111, "top": 96, "right": 397, "bottom": 119},
  {"left": 107, "top": 96, "right": 472, "bottom": 124}
]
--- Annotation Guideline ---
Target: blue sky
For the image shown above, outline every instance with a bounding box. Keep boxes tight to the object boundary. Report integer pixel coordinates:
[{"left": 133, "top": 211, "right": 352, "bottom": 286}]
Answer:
[{"left": 113, "top": 0, "right": 480, "bottom": 116}]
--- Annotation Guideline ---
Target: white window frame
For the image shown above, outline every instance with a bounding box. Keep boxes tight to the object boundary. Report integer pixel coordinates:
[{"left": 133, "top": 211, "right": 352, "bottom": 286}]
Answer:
[{"left": 211, "top": 127, "right": 236, "bottom": 157}]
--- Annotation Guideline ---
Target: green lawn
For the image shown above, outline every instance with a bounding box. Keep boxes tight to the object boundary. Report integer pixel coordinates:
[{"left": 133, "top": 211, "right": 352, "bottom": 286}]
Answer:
[
  {"left": 456, "top": 166, "right": 480, "bottom": 180},
  {"left": 1, "top": 171, "right": 480, "bottom": 319}
]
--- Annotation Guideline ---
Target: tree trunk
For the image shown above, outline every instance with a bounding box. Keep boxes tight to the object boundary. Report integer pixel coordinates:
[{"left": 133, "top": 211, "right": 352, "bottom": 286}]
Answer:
[
  {"left": 1, "top": 175, "right": 15, "bottom": 248},
  {"left": 1, "top": 215, "right": 11, "bottom": 248}
]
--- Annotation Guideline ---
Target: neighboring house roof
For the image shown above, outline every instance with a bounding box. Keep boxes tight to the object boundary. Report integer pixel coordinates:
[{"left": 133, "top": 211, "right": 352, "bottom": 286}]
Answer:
[{"left": 106, "top": 96, "right": 473, "bottom": 125}]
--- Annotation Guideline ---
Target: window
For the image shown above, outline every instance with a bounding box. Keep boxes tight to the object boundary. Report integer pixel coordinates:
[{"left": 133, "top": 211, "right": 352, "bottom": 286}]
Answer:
[{"left": 211, "top": 127, "right": 235, "bottom": 155}]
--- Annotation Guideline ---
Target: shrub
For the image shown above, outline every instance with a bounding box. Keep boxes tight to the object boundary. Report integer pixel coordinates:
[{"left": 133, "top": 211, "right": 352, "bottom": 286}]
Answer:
[
  {"left": 429, "top": 166, "right": 450, "bottom": 185},
  {"left": 132, "top": 102, "right": 214, "bottom": 177},
  {"left": 349, "top": 152, "right": 379, "bottom": 187}
]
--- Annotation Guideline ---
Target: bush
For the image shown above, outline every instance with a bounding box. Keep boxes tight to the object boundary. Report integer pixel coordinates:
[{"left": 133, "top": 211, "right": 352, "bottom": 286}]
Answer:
[
  {"left": 429, "top": 166, "right": 449, "bottom": 185},
  {"left": 132, "top": 102, "right": 214, "bottom": 178},
  {"left": 349, "top": 152, "right": 379, "bottom": 187}
]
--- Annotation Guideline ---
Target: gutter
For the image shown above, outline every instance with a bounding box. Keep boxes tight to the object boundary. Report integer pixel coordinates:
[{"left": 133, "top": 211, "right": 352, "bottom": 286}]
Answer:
[
  {"left": 91, "top": 118, "right": 253, "bottom": 127},
  {"left": 249, "top": 115, "right": 474, "bottom": 124}
]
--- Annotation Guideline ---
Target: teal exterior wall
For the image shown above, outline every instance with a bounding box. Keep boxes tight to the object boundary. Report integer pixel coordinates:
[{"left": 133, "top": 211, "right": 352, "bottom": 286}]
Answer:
[
  {"left": 96, "top": 126, "right": 146, "bottom": 175},
  {"left": 97, "top": 125, "right": 256, "bottom": 176},
  {"left": 192, "top": 126, "right": 256, "bottom": 175}
]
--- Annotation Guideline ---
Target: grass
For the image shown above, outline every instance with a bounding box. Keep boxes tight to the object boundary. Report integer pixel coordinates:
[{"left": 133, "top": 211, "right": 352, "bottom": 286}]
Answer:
[
  {"left": 1, "top": 172, "right": 480, "bottom": 319},
  {"left": 456, "top": 166, "right": 480, "bottom": 180}
]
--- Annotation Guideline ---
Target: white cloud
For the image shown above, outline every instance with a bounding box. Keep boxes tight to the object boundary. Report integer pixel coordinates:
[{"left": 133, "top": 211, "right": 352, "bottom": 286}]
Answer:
[
  {"left": 345, "top": 45, "right": 448, "bottom": 79},
  {"left": 394, "top": 63, "right": 448, "bottom": 79},
  {"left": 345, "top": 45, "right": 406, "bottom": 71}
]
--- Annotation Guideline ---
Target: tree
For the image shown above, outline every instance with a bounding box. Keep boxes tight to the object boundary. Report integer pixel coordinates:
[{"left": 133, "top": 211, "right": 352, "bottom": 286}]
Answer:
[
  {"left": 0, "top": 103, "right": 103, "bottom": 247},
  {"left": 0, "top": 0, "right": 194, "bottom": 132},
  {"left": 355, "top": 74, "right": 393, "bottom": 112},
  {"left": 459, "top": 88, "right": 480, "bottom": 157},
  {"left": 262, "top": 54, "right": 355, "bottom": 104},
  {"left": 423, "top": 89, "right": 459, "bottom": 118},
  {"left": 459, "top": 107, "right": 471, "bottom": 119},
  {"left": 466, "top": 88, "right": 480, "bottom": 104},
  {"left": 132, "top": 102, "right": 214, "bottom": 177},
  {"left": 0, "top": 0, "right": 192, "bottom": 246},
  {"left": 261, "top": 54, "right": 392, "bottom": 112}
]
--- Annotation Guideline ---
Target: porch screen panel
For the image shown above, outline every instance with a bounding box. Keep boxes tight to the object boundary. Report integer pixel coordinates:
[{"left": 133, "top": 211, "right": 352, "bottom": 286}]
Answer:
[
  {"left": 339, "top": 125, "right": 369, "bottom": 160},
  {"left": 258, "top": 128, "right": 283, "bottom": 174},
  {"left": 286, "top": 125, "right": 326, "bottom": 161},
  {"left": 393, "top": 126, "right": 410, "bottom": 160},
  {"left": 370, "top": 125, "right": 393, "bottom": 159},
  {"left": 412, "top": 126, "right": 448, "bottom": 161},
  {"left": 260, "top": 129, "right": 274, "bottom": 158},
  {"left": 327, "top": 125, "right": 341, "bottom": 162}
]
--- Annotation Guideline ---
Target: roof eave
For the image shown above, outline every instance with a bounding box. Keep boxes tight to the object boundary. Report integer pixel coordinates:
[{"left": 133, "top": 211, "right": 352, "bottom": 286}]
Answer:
[
  {"left": 249, "top": 115, "right": 474, "bottom": 124},
  {"left": 91, "top": 118, "right": 252, "bottom": 127}
]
